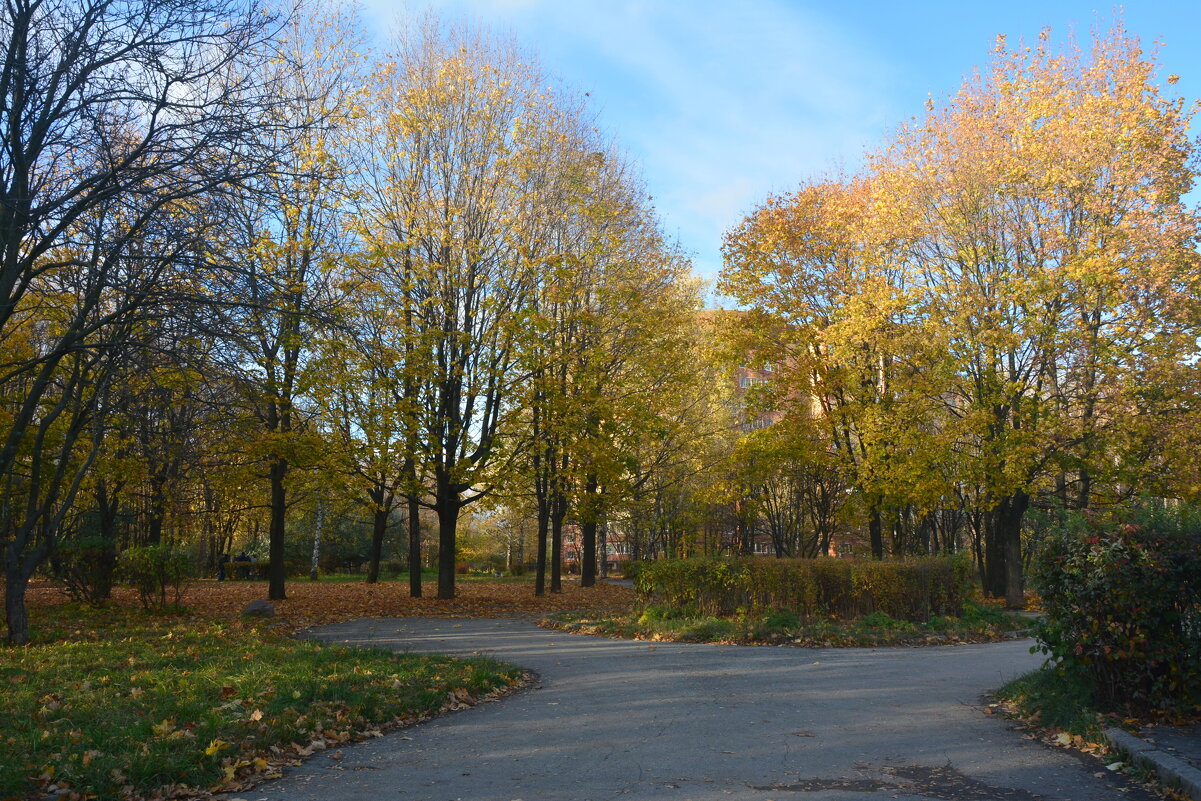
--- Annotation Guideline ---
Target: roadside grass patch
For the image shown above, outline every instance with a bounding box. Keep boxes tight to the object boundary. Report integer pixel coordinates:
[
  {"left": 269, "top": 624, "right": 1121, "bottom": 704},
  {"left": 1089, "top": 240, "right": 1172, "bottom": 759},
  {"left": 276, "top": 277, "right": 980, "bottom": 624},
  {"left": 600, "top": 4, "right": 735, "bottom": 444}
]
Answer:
[
  {"left": 995, "top": 666, "right": 1201, "bottom": 800},
  {"left": 544, "top": 600, "right": 1029, "bottom": 647},
  {"left": 995, "top": 666, "right": 1105, "bottom": 737},
  {"left": 1, "top": 604, "right": 522, "bottom": 800}
]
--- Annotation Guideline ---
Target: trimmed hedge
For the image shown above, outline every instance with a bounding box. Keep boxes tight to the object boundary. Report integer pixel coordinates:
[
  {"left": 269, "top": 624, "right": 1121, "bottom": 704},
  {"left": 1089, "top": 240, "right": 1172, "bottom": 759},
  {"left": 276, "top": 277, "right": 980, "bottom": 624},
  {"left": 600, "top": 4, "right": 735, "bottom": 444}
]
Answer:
[
  {"left": 632, "top": 556, "right": 974, "bottom": 622},
  {"left": 1033, "top": 507, "right": 1201, "bottom": 713}
]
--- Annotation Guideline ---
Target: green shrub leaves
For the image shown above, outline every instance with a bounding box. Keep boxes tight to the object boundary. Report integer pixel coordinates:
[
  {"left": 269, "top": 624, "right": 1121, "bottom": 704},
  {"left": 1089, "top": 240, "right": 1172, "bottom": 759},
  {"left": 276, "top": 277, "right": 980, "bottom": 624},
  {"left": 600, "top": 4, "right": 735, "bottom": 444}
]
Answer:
[
  {"left": 632, "top": 556, "right": 974, "bottom": 622},
  {"left": 1033, "top": 507, "right": 1201, "bottom": 713},
  {"left": 118, "top": 546, "right": 194, "bottom": 610}
]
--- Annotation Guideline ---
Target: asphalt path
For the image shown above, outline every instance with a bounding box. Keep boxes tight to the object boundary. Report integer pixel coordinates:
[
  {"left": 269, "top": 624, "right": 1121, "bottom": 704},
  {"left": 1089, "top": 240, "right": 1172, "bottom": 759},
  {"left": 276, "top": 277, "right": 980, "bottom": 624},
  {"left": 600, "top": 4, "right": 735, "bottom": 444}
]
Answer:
[{"left": 242, "top": 618, "right": 1156, "bottom": 801}]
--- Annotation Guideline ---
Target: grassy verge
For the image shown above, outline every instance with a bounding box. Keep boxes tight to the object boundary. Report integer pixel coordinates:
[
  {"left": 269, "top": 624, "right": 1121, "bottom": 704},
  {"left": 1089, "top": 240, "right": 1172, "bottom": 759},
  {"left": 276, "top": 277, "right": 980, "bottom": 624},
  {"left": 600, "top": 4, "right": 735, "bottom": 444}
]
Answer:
[
  {"left": 994, "top": 666, "right": 1106, "bottom": 738},
  {"left": 1, "top": 604, "right": 523, "bottom": 800},
  {"left": 994, "top": 667, "right": 1201, "bottom": 799},
  {"left": 543, "top": 601, "right": 1029, "bottom": 647}
]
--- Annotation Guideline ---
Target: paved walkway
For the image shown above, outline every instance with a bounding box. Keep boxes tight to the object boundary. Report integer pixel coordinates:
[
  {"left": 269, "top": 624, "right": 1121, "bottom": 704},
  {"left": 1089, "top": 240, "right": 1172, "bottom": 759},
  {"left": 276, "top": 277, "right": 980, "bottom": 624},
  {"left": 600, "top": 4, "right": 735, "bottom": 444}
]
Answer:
[
  {"left": 245, "top": 618, "right": 1157, "bottom": 801},
  {"left": 1137, "top": 724, "right": 1201, "bottom": 771}
]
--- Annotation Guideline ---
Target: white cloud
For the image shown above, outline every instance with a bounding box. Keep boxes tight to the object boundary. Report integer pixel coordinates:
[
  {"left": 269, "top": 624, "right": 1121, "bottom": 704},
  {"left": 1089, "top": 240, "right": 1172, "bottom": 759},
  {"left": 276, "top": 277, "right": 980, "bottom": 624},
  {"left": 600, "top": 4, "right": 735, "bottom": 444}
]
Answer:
[{"left": 358, "top": 0, "right": 901, "bottom": 287}]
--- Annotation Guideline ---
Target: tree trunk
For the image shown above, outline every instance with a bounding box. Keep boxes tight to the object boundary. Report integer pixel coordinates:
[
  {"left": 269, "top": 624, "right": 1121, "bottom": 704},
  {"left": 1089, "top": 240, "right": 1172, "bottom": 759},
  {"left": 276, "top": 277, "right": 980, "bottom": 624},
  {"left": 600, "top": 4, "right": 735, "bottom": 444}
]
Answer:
[
  {"left": 408, "top": 493, "right": 422, "bottom": 598},
  {"left": 1076, "top": 469, "right": 1092, "bottom": 512},
  {"left": 435, "top": 488, "right": 459, "bottom": 600},
  {"left": 310, "top": 498, "right": 324, "bottom": 581},
  {"left": 534, "top": 495, "right": 549, "bottom": 597},
  {"left": 868, "top": 505, "right": 884, "bottom": 560},
  {"left": 94, "top": 482, "right": 120, "bottom": 599},
  {"left": 5, "top": 571, "right": 29, "bottom": 646},
  {"left": 147, "top": 480, "right": 166, "bottom": 545},
  {"left": 4, "top": 538, "right": 46, "bottom": 645},
  {"left": 550, "top": 489, "right": 566, "bottom": 593},
  {"left": 983, "top": 510, "right": 1005, "bottom": 598},
  {"left": 268, "top": 456, "right": 288, "bottom": 600},
  {"left": 581, "top": 518, "right": 597, "bottom": 587},
  {"left": 996, "top": 491, "right": 1029, "bottom": 609},
  {"left": 367, "top": 499, "right": 388, "bottom": 584},
  {"left": 580, "top": 475, "right": 599, "bottom": 587},
  {"left": 599, "top": 520, "right": 610, "bottom": 579}
]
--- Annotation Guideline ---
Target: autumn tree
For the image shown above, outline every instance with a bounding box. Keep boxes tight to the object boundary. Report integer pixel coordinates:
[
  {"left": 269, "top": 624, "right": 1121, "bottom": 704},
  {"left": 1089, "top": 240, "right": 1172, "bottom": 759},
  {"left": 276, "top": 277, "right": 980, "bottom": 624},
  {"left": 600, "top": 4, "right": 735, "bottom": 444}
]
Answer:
[
  {"left": 0, "top": 0, "right": 282, "bottom": 643},
  {"left": 312, "top": 273, "right": 416, "bottom": 585},
  {"left": 359, "top": 21, "right": 584, "bottom": 600},
  {"left": 516, "top": 136, "right": 703, "bottom": 592},
  {"left": 720, "top": 23, "right": 1199, "bottom": 608},
  {"left": 720, "top": 179, "right": 938, "bottom": 560},
  {"left": 212, "top": 1, "right": 363, "bottom": 600},
  {"left": 874, "top": 26, "right": 1199, "bottom": 605}
]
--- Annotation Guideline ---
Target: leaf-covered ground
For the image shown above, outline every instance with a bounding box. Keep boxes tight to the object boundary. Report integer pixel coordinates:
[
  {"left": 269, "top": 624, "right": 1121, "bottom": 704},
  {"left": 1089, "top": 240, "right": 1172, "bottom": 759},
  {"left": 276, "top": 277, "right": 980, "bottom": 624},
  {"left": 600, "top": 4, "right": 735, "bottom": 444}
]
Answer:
[
  {"left": 17, "top": 577, "right": 638, "bottom": 639},
  {"left": 989, "top": 669, "right": 1201, "bottom": 801}
]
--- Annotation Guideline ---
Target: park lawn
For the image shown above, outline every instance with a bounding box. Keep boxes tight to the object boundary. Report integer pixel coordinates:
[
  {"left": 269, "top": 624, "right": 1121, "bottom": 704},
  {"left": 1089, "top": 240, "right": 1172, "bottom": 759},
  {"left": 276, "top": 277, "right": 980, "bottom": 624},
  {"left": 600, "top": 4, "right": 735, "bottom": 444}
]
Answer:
[
  {"left": 1, "top": 602, "right": 524, "bottom": 800},
  {"left": 0, "top": 577, "right": 633, "bottom": 799},
  {"left": 544, "top": 601, "right": 1030, "bottom": 647}
]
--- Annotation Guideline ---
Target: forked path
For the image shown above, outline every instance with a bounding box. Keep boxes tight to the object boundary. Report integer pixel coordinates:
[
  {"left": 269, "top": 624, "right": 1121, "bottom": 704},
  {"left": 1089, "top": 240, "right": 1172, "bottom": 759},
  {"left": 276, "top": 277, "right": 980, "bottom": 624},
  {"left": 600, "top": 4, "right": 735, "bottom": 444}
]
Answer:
[{"left": 247, "top": 618, "right": 1153, "bottom": 801}]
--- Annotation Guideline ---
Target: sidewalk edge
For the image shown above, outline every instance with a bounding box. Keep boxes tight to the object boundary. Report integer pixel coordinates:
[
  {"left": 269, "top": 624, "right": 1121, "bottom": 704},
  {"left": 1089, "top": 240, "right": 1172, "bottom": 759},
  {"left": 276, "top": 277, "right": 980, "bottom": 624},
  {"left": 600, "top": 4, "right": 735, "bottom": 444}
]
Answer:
[{"left": 1104, "top": 727, "right": 1201, "bottom": 801}]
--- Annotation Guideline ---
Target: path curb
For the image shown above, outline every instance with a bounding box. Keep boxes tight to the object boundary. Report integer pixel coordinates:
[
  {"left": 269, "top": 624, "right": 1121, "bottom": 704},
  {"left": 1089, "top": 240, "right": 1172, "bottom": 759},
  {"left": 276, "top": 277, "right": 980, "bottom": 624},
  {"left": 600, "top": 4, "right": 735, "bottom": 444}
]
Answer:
[{"left": 1105, "top": 727, "right": 1201, "bottom": 800}]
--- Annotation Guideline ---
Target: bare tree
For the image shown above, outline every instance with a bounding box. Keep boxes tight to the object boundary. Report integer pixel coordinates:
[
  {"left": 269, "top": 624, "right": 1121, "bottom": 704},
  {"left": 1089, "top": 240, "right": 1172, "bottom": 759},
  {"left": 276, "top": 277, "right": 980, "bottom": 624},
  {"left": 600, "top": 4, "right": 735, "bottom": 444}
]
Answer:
[
  {"left": 0, "top": 0, "right": 281, "bottom": 643},
  {"left": 209, "top": 1, "right": 362, "bottom": 600}
]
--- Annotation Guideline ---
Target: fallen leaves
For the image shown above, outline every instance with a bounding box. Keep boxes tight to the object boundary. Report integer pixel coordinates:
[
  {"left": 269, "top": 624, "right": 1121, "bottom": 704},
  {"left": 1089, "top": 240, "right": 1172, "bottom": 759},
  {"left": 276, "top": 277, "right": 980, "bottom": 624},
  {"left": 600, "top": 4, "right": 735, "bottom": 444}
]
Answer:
[
  {"left": 204, "top": 739, "right": 232, "bottom": 757},
  {"left": 18, "top": 578, "right": 638, "bottom": 634},
  {"left": 984, "top": 695, "right": 1112, "bottom": 759}
]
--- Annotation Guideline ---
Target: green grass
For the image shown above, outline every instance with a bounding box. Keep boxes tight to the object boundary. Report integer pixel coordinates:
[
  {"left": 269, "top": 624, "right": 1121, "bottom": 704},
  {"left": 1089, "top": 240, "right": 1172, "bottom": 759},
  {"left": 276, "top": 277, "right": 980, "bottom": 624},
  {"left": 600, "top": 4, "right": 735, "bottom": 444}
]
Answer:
[
  {"left": 995, "top": 666, "right": 1105, "bottom": 737},
  {"left": 545, "top": 600, "right": 1029, "bottom": 647},
  {"left": 1, "top": 604, "right": 522, "bottom": 799}
]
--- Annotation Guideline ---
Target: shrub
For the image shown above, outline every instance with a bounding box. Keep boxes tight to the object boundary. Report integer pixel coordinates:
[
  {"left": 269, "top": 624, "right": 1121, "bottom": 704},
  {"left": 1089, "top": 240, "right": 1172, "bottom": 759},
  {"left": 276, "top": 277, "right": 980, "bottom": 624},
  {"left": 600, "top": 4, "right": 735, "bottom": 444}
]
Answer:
[
  {"left": 638, "top": 604, "right": 690, "bottom": 624},
  {"left": 117, "top": 545, "right": 193, "bottom": 610},
  {"left": 634, "top": 555, "right": 973, "bottom": 622},
  {"left": 621, "top": 560, "right": 646, "bottom": 581},
  {"left": 679, "top": 618, "right": 735, "bottom": 641},
  {"left": 764, "top": 609, "right": 801, "bottom": 630},
  {"left": 860, "top": 611, "right": 901, "bottom": 628},
  {"left": 52, "top": 536, "right": 117, "bottom": 605},
  {"left": 1032, "top": 506, "right": 1201, "bottom": 713},
  {"left": 961, "top": 600, "right": 1007, "bottom": 626},
  {"left": 379, "top": 558, "right": 407, "bottom": 578}
]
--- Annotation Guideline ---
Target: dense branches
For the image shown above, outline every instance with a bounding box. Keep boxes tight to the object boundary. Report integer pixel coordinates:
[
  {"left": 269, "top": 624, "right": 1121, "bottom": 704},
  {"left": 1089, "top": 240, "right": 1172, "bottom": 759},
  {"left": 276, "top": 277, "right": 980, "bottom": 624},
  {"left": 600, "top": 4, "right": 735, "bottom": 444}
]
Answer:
[
  {"left": 0, "top": 0, "right": 282, "bottom": 643},
  {"left": 720, "top": 24, "right": 1200, "bottom": 606}
]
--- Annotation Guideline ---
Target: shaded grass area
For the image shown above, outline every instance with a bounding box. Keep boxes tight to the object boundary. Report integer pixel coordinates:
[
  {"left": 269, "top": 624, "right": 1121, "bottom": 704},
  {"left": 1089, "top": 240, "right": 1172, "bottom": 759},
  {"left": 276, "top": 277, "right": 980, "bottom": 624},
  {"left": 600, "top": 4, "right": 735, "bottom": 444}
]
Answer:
[
  {"left": 995, "top": 667, "right": 1201, "bottom": 800},
  {"left": 544, "top": 601, "right": 1030, "bottom": 647},
  {"left": 1, "top": 604, "right": 523, "bottom": 800},
  {"left": 995, "top": 666, "right": 1105, "bottom": 737}
]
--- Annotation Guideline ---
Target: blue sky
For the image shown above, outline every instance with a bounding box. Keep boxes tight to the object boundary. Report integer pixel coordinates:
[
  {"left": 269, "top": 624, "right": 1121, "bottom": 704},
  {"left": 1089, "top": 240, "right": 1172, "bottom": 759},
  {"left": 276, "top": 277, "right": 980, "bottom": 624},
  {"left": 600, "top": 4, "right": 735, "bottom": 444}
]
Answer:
[{"left": 359, "top": 1, "right": 1201, "bottom": 302}]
